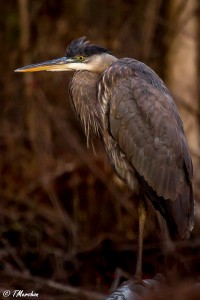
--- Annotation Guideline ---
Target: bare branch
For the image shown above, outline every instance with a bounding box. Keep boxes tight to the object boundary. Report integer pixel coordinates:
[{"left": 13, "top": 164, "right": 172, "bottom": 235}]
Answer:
[{"left": 3, "top": 268, "right": 106, "bottom": 300}]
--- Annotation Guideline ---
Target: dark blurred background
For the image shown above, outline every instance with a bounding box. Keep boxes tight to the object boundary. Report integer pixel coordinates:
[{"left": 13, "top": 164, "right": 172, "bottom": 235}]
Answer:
[{"left": 0, "top": 0, "right": 200, "bottom": 299}]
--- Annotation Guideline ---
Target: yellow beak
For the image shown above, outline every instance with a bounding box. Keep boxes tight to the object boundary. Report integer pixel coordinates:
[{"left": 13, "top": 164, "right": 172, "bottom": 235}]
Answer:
[{"left": 15, "top": 57, "right": 74, "bottom": 72}]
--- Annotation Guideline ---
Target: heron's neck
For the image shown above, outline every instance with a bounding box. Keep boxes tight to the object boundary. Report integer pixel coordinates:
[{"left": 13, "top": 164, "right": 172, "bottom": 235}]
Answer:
[
  {"left": 87, "top": 53, "right": 118, "bottom": 73},
  {"left": 69, "top": 71, "right": 102, "bottom": 144}
]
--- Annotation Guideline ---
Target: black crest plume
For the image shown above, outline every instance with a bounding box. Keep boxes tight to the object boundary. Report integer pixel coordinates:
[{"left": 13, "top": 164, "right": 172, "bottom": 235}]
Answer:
[{"left": 66, "top": 36, "right": 109, "bottom": 57}]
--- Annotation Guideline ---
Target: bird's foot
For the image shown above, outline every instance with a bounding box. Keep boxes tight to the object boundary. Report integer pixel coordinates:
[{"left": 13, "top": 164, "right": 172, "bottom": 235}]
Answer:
[{"left": 132, "top": 274, "right": 151, "bottom": 287}]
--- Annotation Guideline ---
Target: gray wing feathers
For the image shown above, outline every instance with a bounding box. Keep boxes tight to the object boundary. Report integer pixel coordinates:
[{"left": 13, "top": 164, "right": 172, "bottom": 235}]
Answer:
[
  {"left": 101, "top": 61, "right": 194, "bottom": 238},
  {"left": 109, "top": 76, "right": 191, "bottom": 201}
]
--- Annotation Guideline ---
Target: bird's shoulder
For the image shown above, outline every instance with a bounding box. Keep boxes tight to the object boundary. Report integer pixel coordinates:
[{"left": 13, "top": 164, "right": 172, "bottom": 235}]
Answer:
[{"left": 105, "top": 58, "right": 171, "bottom": 98}]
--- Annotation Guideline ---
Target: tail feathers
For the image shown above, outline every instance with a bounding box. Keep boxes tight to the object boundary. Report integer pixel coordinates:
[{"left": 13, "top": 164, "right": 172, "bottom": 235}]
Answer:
[
  {"left": 143, "top": 180, "right": 194, "bottom": 239},
  {"left": 164, "top": 183, "right": 194, "bottom": 240},
  {"left": 137, "top": 172, "right": 194, "bottom": 239}
]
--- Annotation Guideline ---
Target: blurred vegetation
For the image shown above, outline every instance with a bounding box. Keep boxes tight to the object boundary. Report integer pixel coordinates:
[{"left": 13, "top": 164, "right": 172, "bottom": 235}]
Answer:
[{"left": 0, "top": 0, "right": 200, "bottom": 299}]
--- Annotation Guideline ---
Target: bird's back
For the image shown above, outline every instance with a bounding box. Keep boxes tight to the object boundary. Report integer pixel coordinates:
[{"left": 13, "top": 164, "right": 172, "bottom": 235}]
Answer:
[{"left": 99, "top": 58, "right": 194, "bottom": 239}]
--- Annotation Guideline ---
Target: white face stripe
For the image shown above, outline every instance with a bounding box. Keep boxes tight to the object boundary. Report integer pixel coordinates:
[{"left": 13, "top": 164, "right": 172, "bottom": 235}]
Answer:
[
  {"left": 15, "top": 53, "right": 118, "bottom": 73},
  {"left": 51, "top": 56, "right": 104, "bottom": 72},
  {"left": 47, "top": 53, "right": 117, "bottom": 72}
]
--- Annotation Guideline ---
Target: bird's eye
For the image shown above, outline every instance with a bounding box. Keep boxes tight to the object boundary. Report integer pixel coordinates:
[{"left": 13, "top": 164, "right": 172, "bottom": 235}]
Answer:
[{"left": 77, "top": 56, "right": 85, "bottom": 62}]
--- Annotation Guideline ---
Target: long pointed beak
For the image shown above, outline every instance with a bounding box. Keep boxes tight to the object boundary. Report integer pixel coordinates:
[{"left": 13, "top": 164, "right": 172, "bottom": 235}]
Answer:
[{"left": 15, "top": 57, "right": 74, "bottom": 72}]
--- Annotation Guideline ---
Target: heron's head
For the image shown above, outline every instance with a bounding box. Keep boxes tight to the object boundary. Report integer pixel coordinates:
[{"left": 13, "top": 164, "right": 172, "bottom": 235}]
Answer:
[{"left": 15, "top": 37, "right": 117, "bottom": 74}]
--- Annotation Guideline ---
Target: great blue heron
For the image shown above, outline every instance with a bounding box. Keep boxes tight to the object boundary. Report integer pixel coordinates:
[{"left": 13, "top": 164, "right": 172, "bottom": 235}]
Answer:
[{"left": 15, "top": 37, "right": 194, "bottom": 280}]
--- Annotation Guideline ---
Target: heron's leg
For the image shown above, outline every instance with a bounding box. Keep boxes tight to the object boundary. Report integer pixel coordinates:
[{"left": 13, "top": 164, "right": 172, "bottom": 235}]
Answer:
[{"left": 134, "top": 199, "right": 147, "bottom": 281}]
